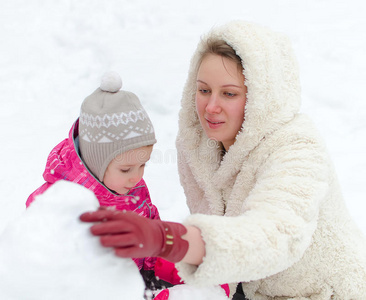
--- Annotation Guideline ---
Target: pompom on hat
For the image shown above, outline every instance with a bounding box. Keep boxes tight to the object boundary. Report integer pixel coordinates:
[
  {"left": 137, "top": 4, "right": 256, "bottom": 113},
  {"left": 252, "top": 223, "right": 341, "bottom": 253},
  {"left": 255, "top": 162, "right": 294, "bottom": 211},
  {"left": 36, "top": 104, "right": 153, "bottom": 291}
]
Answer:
[{"left": 79, "top": 71, "right": 156, "bottom": 181}]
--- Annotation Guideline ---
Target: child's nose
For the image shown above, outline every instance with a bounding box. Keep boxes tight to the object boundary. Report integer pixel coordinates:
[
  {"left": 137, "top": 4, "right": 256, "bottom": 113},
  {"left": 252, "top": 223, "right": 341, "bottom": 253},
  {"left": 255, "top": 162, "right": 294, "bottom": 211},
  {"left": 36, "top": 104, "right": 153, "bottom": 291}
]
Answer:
[
  {"left": 129, "top": 172, "right": 141, "bottom": 184},
  {"left": 129, "top": 176, "right": 139, "bottom": 184}
]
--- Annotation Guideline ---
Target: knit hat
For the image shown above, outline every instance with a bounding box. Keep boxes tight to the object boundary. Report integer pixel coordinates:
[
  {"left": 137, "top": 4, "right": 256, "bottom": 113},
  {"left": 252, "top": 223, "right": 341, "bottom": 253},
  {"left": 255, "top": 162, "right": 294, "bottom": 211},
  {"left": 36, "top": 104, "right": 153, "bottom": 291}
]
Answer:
[{"left": 79, "top": 71, "right": 156, "bottom": 181}]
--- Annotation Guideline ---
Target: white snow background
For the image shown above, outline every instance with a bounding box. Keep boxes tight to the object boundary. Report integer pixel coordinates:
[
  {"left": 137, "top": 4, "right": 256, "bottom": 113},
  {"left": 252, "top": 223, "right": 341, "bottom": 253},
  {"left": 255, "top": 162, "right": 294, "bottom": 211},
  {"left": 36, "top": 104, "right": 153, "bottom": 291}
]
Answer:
[{"left": 0, "top": 0, "right": 365, "bottom": 299}]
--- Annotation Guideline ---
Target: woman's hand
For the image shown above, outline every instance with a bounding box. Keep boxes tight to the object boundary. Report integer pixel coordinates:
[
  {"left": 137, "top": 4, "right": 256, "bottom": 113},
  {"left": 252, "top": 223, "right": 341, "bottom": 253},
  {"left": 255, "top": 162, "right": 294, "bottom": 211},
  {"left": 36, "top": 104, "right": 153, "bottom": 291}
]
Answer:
[{"left": 79, "top": 209, "right": 189, "bottom": 263}]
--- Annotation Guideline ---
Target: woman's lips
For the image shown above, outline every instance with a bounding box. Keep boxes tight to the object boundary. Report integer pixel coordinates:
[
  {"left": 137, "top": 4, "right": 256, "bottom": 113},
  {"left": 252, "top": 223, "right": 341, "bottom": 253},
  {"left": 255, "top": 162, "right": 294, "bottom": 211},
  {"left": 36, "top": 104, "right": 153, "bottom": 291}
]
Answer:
[{"left": 206, "top": 118, "right": 224, "bottom": 129}]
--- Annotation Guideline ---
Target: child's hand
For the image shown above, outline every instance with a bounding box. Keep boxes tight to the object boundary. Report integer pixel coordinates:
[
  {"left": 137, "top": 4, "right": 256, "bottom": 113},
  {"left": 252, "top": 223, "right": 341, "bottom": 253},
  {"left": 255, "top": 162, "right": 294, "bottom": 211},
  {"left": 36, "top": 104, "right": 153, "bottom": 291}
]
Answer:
[{"left": 79, "top": 209, "right": 189, "bottom": 263}]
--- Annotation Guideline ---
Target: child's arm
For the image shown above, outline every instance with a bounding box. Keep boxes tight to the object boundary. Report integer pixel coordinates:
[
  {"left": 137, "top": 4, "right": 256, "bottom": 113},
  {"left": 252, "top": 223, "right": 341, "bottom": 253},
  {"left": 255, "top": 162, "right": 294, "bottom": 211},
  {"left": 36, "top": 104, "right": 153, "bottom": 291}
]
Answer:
[{"left": 26, "top": 182, "right": 54, "bottom": 208}]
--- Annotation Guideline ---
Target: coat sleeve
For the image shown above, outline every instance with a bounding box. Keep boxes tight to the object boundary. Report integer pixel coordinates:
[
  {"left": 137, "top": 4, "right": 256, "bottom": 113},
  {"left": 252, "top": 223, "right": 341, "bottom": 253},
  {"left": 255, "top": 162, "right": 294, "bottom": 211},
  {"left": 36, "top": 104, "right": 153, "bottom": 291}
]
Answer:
[
  {"left": 177, "top": 148, "right": 210, "bottom": 215},
  {"left": 176, "top": 135, "right": 330, "bottom": 285},
  {"left": 26, "top": 182, "right": 54, "bottom": 208}
]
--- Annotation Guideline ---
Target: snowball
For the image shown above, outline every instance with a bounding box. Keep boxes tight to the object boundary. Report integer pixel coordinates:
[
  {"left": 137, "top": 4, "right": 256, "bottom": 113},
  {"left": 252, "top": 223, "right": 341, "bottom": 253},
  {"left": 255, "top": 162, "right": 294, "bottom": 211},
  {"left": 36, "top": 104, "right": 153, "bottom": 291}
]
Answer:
[
  {"left": 100, "top": 71, "right": 122, "bottom": 92},
  {"left": 167, "top": 284, "right": 229, "bottom": 300},
  {"left": 0, "top": 181, "right": 144, "bottom": 300}
]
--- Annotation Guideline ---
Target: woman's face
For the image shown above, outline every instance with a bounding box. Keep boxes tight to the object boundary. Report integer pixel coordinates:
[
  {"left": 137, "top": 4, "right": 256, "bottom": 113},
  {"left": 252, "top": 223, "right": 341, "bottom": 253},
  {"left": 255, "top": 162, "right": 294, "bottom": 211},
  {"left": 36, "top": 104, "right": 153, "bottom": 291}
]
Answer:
[{"left": 195, "top": 54, "right": 247, "bottom": 150}]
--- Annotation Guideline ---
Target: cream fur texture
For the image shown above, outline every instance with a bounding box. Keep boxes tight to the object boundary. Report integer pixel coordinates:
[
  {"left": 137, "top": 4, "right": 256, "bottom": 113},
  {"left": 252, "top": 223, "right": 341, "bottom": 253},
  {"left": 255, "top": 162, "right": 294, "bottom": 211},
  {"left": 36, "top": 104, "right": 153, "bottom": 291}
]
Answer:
[{"left": 175, "top": 21, "right": 366, "bottom": 299}]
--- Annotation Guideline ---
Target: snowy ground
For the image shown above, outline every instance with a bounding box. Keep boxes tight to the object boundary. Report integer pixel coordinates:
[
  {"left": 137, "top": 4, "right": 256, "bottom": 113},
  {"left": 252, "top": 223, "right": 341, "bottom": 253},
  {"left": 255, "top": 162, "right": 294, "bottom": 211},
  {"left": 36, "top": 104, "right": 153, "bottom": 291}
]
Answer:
[{"left": 0, "top": 0, "right": 365, "bottom": 298}]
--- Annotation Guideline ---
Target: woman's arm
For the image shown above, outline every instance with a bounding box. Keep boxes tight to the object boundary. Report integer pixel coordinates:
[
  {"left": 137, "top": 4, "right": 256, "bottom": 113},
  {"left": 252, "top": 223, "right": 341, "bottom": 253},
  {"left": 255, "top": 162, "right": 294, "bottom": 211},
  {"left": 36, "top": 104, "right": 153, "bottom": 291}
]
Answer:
[
  {"left": 181, "top": 225, "right": 206, "bottom": 265},
  {"left": 79, "top": 209, "right": 206, "bottom": 265}
]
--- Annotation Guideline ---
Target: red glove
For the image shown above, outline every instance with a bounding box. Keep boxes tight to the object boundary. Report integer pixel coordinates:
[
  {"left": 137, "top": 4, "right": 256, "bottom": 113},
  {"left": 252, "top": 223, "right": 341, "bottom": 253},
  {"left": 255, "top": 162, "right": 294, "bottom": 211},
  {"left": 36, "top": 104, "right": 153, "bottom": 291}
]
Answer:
[{"left": 79, "top": 209, "right": 189, "bottom": 263}]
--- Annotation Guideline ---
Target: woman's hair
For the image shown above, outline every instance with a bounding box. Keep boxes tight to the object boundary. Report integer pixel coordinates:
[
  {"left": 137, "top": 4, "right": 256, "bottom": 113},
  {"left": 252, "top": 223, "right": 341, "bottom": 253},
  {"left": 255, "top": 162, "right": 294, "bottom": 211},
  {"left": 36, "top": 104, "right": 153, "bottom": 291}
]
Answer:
[{"left": 198, "top": 39, "right": 243, "bottom": 71}]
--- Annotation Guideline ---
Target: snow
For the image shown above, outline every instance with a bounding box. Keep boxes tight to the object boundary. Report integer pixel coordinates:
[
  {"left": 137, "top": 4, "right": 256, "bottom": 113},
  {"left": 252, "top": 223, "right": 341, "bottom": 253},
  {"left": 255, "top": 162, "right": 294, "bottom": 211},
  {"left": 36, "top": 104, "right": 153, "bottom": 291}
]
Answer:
[
  {"left": 0, "top": 0, "right": 365, "bottom": 299},
  {"left": 168, "top": 285, "right": 228, "bottom": 300},
  {"left": 0, "top": 181, "right": 145, "bottom": 299}
]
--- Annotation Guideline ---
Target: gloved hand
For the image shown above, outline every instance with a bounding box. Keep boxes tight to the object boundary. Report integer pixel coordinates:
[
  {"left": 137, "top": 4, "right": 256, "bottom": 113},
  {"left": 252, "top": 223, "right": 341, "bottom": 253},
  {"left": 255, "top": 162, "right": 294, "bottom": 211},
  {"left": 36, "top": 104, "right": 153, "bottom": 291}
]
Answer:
[{"left": 79, "top": 209, "right": 189, "bottom": 263}]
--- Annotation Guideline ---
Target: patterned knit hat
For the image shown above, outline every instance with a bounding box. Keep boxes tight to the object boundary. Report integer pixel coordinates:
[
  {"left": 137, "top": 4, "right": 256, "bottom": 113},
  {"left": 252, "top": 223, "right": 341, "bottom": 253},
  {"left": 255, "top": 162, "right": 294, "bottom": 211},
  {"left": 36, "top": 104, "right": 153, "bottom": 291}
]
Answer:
[{"left": 79, "top": 71, "right": 156, "bottom": 181}]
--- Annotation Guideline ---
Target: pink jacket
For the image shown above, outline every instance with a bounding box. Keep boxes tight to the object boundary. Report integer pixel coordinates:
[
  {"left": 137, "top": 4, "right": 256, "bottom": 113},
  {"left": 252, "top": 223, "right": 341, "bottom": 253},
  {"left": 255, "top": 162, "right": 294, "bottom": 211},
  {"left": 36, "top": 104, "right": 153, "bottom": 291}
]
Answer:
[{"left": 27, "top": 119, "right": 160, "bottom": 271}]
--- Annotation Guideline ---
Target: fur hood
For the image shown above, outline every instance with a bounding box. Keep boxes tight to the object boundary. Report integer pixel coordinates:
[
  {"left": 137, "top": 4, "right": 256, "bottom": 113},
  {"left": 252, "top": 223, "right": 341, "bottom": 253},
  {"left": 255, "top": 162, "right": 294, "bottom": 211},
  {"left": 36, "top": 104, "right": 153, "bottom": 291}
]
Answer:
[
  {"left": 178, "top": 20, "right": 301, "bottom": 148},
  {"left": 177, "top": 20, "right": 301, "bottom": 162},
  {"left": 176, "top": 21, "right": 302, "bottom": 214}
]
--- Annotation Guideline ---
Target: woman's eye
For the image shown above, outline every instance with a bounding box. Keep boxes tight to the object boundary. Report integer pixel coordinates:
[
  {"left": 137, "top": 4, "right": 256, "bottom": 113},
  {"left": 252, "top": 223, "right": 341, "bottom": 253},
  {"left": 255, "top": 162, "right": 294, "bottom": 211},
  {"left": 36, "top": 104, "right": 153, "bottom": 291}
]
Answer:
[
  {"left": 224, "top": 92, "right": 236, "bottom": 97},
  {"left": 199, "top": 88, "right": 210, "bottom": 94}
]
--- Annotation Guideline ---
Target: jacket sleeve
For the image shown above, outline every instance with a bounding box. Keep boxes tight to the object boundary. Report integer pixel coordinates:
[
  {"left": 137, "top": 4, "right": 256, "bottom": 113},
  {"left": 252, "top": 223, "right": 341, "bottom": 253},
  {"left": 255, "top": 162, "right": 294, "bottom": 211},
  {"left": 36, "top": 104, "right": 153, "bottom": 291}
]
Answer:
[
  {"left": 176, "top": 136, "right": 330, "bottom": 285},
  {"left": 177, "top": 148, "right": 210, "bottom": 215},
  {"left": 26, "top": 182, "right": 54, "bottom": 208},
  {"left": 26, "top": 138, "right": 70, "bottom": 208}
]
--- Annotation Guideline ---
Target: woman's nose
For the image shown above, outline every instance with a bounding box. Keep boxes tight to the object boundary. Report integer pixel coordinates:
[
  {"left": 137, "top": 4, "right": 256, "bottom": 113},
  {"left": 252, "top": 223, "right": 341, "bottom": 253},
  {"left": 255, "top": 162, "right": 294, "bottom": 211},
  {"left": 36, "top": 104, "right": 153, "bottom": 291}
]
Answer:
[{"left": 206, "top": 94, "right": 221, "bottom": 114}]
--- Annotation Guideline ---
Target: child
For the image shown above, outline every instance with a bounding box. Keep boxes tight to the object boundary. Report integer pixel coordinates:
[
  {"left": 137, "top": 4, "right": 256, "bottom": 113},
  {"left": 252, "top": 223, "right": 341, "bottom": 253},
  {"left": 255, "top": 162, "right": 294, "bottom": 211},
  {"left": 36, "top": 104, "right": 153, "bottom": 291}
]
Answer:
[{"left": 27, "top": 71, "right": 172, "bottom": 292}]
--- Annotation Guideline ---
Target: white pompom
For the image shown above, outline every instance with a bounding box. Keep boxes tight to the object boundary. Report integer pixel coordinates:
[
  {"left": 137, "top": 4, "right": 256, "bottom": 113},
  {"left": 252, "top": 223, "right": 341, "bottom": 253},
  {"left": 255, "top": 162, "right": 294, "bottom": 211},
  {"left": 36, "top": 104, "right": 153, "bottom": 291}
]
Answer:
[{"left": 100, "top": 71, "right": 122, "bottom": 93}]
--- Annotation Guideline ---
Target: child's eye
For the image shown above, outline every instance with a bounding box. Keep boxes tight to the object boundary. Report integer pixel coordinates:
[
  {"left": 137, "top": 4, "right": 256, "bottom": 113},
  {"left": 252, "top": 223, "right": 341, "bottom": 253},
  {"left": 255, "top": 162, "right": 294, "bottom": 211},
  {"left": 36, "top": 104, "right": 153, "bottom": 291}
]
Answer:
[{"left": 120, "top": 169, "right": 130, "bottom": 173}]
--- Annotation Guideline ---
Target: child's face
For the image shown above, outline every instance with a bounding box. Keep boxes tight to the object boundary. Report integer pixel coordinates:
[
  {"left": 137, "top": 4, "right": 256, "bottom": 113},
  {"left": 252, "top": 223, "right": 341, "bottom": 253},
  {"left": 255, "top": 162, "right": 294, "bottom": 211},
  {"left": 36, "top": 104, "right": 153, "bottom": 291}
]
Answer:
[{"left": 103, "top": 145, "right": 153, "bottom": 195}]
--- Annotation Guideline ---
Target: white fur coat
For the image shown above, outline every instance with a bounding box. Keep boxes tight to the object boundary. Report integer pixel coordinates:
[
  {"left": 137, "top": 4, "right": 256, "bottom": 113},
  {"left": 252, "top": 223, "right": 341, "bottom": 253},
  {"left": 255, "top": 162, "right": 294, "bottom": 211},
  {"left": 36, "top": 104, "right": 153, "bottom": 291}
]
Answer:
[{"left": 175, "top": 21, "right": 366, "bottom": 299}]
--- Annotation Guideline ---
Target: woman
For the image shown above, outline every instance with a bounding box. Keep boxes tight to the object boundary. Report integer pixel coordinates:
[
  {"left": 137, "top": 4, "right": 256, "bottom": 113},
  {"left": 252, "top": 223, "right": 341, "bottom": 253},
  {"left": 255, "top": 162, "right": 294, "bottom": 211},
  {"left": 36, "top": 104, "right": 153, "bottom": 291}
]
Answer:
[{"left": 80, "top": 21, "right": 366, "bottom": 299}]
